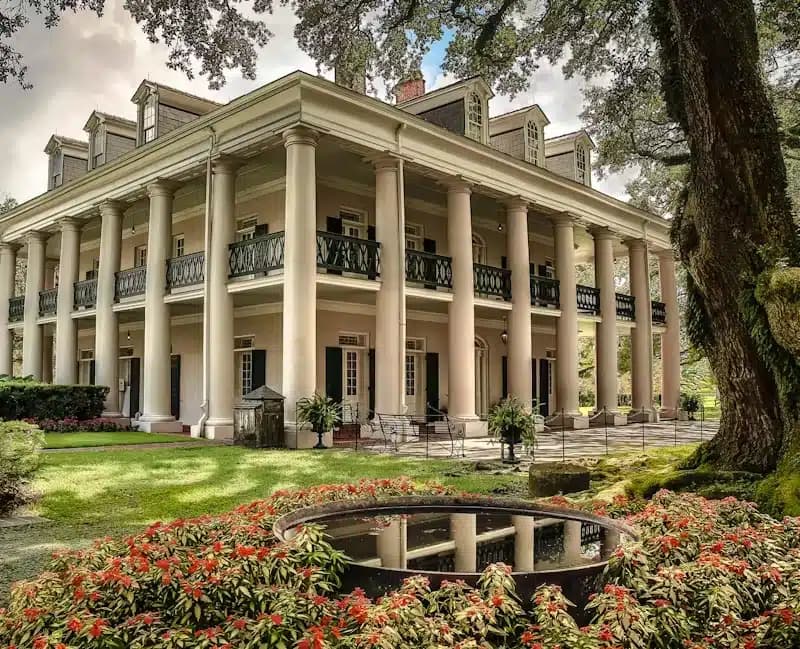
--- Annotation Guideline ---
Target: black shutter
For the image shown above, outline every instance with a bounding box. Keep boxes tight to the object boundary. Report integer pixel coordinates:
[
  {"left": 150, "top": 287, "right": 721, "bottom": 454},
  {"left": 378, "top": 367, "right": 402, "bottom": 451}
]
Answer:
[
  {"left": 366, "top": 225, "right": 377, "bottom": 279},
  {"left": 326, "top": 216, "right": 343, "bottom": 234},
  {"left": 531, "top": 359, "right": 538, "bottom": 411},
  {"left": 254, "top": 223, "right": 269, "bottom": 237},
  {"left": 529, "top": 262, "right": 536, "bottom": 276},
  {"left": 367, "top": 225, "right": 376, "bottom": 241},
  {"left": 325, "top": 347, "right": 343, "bottom": 403},
  {"left": 538, "top": 359, "right": 550, "bottom": 417},
  {"left": 252, "top": 350, "right": 266, "bottom": 391},
  {"left": 537, "top": 264, "right": 547, "bottom": 277},
  {"left": 130, "top": 357, "right": 141, "bottom": 417},
  {"left": 501, "top": 356, "right": 508, "bottom": 399},
  {"left": 89, "top": 360, "right": 96, "bottom": 385},
  {"left": 501, "top": 256, "right": 507, "bottom": 269},
  {"left": 368, "top": 348, "right": 376, "bottom": 416},
  {"left": 425, "top": 352, "right": 439, "bottom": 414},
  {"left": 170, "top": 355, "right": 181, "bottom": 420}
]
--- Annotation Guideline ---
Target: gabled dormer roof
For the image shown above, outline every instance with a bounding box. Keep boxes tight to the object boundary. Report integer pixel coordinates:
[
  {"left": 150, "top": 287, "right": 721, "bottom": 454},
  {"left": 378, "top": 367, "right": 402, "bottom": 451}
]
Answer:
[
  {"left": 545, "top": 129, "right": 596, "bottom": 155},
  {"left": 489, "top": 105, "right": 551, "bottom": 135},
  {"left": 397, "top": 76, "right": 494, "bottom": 114},
  {"left": 130, "top": 80, "right": 223, "bottom": 115},
  {"left": 83, "top": 111, "right": 136, "bottom": 138},
  {"left": 43, "top": 135, "right": 88, "bottom": 158}
]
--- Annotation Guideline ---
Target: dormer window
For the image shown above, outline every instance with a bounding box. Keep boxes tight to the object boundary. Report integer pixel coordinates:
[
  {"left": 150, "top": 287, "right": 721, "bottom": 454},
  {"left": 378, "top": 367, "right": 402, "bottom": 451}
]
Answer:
[
  {"left": 467, "top": 92, "right": 483, "bottom": 142},
  {"left": 91, "top": 126, "right": 105, "bottom": 168},
  {"left": 143, "top": 95, "right": 157, "bottom": 143},
  {"left": 49, "top": 149, "right": 63, "bottom": 189},
  {"left": 525, "top": 121, "right": 540, "bottom": 166},
  {"left": 576, "top": 145, "right": 588, "bottom": 184}
]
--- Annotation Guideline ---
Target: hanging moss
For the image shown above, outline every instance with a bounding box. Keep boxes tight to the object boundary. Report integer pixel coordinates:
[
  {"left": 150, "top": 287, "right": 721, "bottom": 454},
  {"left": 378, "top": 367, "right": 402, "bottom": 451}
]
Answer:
[{"left": 756, "top": 267, "right": 800, "bottom": 358}]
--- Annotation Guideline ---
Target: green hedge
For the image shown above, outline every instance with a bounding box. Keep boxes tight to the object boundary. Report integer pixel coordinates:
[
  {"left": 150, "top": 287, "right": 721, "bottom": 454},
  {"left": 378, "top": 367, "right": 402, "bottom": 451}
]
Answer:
[
  {"left": 0, "top": 379, "right": 108, "bottom": 420},
  {"left": 0, "top": 420, "right": 43, "bottom": 516}
]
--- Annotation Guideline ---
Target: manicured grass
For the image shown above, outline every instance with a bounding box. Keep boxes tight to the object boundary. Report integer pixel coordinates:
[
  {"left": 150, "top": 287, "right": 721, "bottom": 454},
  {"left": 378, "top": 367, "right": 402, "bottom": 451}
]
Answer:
[{"left": 43, "top": 431, "right": 196, "bottom": 449}]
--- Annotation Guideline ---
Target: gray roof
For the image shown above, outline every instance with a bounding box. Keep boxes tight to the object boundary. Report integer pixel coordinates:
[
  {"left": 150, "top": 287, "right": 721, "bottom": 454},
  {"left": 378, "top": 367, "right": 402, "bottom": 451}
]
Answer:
[{"left": 242, "top": 385, "right": 285, "bottom": 401}]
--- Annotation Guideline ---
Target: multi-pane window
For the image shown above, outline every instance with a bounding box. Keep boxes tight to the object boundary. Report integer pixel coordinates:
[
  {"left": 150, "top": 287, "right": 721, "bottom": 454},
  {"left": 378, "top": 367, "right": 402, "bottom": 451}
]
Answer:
[
  {"left": 173, "top": 234, "right": 185, "bottom": 258},
  {"left": 143, "top": 96, "right": 157, "bottom": 143},
  {"left": 405, "top": 354, "right": 416, "bottom": 397},
  {"left": 134, "top": 245, "right": 147, "bottom": 268},
  {"left": 345, "top": 350, "right": 358, "bottom": 397},
  {"left": 92, "top": 126, "right": 105, "bottom": 168},
  {"left": 237, "top": 217, "right": 258, "bottom": 241},
  {"left": 576, "top": 145, "right": 587, "bottom": 184},
  {"left": 525, "top": 121, "right": 540, "bottom": 166},
  {"left": 405, "top": 223, "right": 423, "bottom": 250},
  {"left": 466, "top": 92, "right": 483, "bottom": 142},
  {"left": 240, "top": 351, "right": 252, "bottom": 396},
  {"left": 472, "top": 233, "right": 487, "bottom": 264},
  {"left": 50, "top": 150, "right": 63, "bottom": 189},
  {"left": 340, "top": 209, "right": 366, "bottom": 239}
]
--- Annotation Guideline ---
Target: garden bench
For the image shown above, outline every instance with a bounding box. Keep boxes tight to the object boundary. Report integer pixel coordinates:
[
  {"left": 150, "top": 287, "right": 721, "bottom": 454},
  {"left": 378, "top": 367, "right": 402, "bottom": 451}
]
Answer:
[{"left": 372, "top": 411, "right": 465, "bottom": 457}]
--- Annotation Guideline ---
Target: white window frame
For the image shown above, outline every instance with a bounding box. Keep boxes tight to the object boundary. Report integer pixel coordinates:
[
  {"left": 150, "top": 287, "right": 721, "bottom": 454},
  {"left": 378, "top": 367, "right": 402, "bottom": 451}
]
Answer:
[
  {"left": 472, "top": 233, "right": 487, "bottom": 265},
  {"left": 544, "top": 258, "right": 555, "bottom": 279},
  {"left": 234, "top": 335, "right": 256, "bottom": 396},
  {"left": 466, "top": 91, "right": 484, "bottom": 142},
  {"left": 525, "top": 120, "right": 540, "bottom": 166},
  {"left": 134, "top": 245, "right": 147, "bottom": 268},
  {"left": 92, "top": 126, "right": 105, "bottom": 168},
  {"left": 576, "top": 145, "right": 588, "bottom": 184},
  {"left": 405, "top": 223, "right": 424, "bottom": 251},
  {"left": 236, "top": 216, "right": 258, "bottom": 241},
  {"left": 50, "top": 150, "right": 63, "bottom": 189},
  {"left": 339, "top": 207, "right": 367, "bottom": 239},
  {"left": 173, "top": 234, "right": 185, "bottom": 258},
  {"left": 142, "top": 95, "right": 157, "bottom": 143}
]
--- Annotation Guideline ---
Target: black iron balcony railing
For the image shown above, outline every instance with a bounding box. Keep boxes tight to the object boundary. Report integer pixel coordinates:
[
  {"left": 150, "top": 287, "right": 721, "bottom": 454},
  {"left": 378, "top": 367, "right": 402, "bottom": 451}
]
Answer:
[
  {"left": 576, "top": 284, "right": 601, "bottom": 315},
  {"left": 115, "top": 266, "right": 146, "bottom": 300},
  {"left": 73, "top": 278, "right": 98, "bottom": 309},
  {"left": 228, "top": 232, "right": 285, "bottom": 278},
  {"left": 615, "top": 293, "right": 635, "bottom": 321},
  {"left": 317, "top": 231, "right": 380, "bottom": 278},
  {"left": 38, "top": 287, "right": 58, "bottom": 316},
  {"left": 167, "top": 251, "right": 205, "bottom": 289},
  {"left": 652, "top": 300, "right": 667, "bottom": 324},
  {"left": 8, "top": 296, "right": 24, "bottom": 322},
  {"left": 530, "top": 275, "right": 560, "bottom": 308},
  {"left": 474, "top": 264, "right": 512, "bottom": 300},
  {"left": 405, "top": 249, "right": 453, "bottom": 289}
]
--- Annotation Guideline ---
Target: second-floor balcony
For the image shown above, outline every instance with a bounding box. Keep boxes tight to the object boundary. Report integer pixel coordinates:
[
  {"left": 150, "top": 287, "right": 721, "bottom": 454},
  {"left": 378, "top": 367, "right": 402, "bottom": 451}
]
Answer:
[
  {"left": 167, "top": 251, "right": 205, "bottom": 290},
  {"left": 576, "top": 284, "right": 600, "bottom": 315},
  {"left": 531, "top": 275, "right": 560, "bottom": 308},
  {"left": 317, "top": 231, "right": 380, "bottom": 278},
  {"left": 229, "top": 231, "right": 285, "bottom": 278},
  {"left": 8, "top": 296, "right": 24, "bottom": 322},
  {"left": 652, "top": 300, "right": 667, "bottom": 324},
  {"left": 405, "top": 249, "right": 453, "bottom": 290},
  {"left": 615, "top": 293, "right": 635, "bottom": 321},
  {"left": 115, "top": 266, "right": 146, "bottom": 300},
  {"left": 73, "top": 278, "right": 97, "bottom": 309},
  {"left": 474, "top": 264, "right": 511, "bottom": 300},
  {"left": 38, "top": 288, "right": 58, "bottom": 316}
]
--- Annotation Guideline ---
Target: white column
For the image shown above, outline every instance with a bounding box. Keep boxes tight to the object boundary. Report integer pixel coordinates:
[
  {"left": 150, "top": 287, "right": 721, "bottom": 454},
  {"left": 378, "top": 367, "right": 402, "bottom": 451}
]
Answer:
[
  {"left": 282, "top": 127, "right": 318, "bottom": 438},
  {"left": 552, "top": 216, "right": 586, "bottom": 426},
  {"left": 627, "top": 239, "right": 654, "bottom": 418},
  {"left": 450, "top": 513, "right": 477, "bottom": 572},
  {"left": 0, "top": 243, "right": 19, "bottom": 376},
  {"left": 374, "top": 157, "right": 404, "bottom": 414},
  {"left": 658, "top": 250, "right": 681, "bottom": 416},
  {"left": 592, "top": 228, "right": 621, "bottom": 419},
  {"left": 41, "top": 334, "right": 54, "bottom": 383},
  {"left": 96, "top": 201, "right": 124, "bottom": 416},
  {"left": 205, "top": 157, "right": 241, "bottom": 439},
  {"left": 446, "top": 181, "right": 477, "bottom": 420},
  {"left": 22, "top": 232, "right": 48, "bottom": 379},
  {"left": 512, "top": 515, "right": 535, "bottom": 572},
  {"left": 562, "top": 520, "right": 583, "bottom": 564},
  {"left": 55, "top": 218, "right": 82, "bottom": 384},
  {"left": 506, "top": 198, "right": 532, "bottom": 404},
  {"left": 376, "top": 517, "right": 407, "bottom": 569},
  {"left": 140, "top": 180, "right": 181, "bottom": 432}
]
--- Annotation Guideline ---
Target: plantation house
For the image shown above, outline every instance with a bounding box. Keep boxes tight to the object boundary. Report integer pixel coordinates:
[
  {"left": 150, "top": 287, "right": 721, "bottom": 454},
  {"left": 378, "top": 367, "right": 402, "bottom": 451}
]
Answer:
[{"left": 0, "top": 72, "right": 678, "bottom": 442}]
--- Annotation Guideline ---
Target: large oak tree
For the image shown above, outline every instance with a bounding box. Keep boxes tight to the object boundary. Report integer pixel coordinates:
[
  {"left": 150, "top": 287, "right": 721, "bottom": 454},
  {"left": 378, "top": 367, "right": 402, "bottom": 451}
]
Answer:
[{"left": 3, "top": 1, "right": 800, "bottom": 480}]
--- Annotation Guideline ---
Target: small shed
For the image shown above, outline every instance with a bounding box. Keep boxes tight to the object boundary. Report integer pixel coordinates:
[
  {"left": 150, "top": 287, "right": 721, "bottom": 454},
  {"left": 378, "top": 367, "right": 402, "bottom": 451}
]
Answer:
[{"left": 233, "top": 385, "right": 285, "bottom": 448}]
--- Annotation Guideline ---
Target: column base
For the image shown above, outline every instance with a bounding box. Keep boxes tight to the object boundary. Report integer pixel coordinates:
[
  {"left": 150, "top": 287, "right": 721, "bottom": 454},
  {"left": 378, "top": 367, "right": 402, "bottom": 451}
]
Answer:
[
  {"left": 589, "top": 410, "right": 627, "bottom": 427},
  {"left": 659, "top": 408, "right": 687, "bottom": 421},
  {"left": 627, "top": 409, "right": 659, "bottom": 424},
  {"left": 285, "top": 424, "right": 333, "bottom": 449},
  {"left": 204, "top": 422, "right": 234, "bottom": 441},
  {"left": 545, "top": 413, "right": 590, "bottom": 430},
  {"left": 137, "top": 418, "right": 184, "bottom": 433}
]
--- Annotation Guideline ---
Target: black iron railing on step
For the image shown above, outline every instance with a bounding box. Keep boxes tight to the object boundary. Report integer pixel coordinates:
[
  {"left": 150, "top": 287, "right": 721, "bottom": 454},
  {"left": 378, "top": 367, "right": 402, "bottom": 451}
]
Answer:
[
  {"left": 405, "top": 249, "right": 453, "bottom": 289},
  {"left": 167, "top": 251, "right": 205, "bottom": 289},
  {"left": 316, "top": 231, "right": 380, "bottom": 278},
  {"left": 73, "top": 279, "right": 97, "bottom": 309},
  {"left": 531, "top": 275, "right": 560, "bottom": 308},
  {"left": 652, "top": 300, "right": 667, "bottom": 324},
  {"left": 474, "top": 263, "right": 511, "bottom": 300},
  {"left": 8, "top": 296, "right": 24, "bottom": 322},
  {"left": 576, "top": 284, "right": 600, "bottom": 315},
  {"left": 38, "top": 288, "right": 58, "bottom": 316},
  {"left": 228, "top": 232, "right": 285, "bottom": 278},
  {"left": 115, "top": 266, "right": 146, "bottom": 300},
  {"left": 615, "top": 293, "right": 635, "bottom": 320}
]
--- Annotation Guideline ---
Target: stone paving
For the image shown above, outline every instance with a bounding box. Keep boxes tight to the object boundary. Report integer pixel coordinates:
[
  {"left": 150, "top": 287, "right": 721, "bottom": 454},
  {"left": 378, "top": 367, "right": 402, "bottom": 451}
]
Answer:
[{"left": 360, "top": 419, "right": 720, "bottom": 462}]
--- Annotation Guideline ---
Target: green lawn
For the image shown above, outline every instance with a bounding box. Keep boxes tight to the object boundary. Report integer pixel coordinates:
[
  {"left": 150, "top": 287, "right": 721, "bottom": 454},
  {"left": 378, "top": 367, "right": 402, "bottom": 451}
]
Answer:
[{"left": 43, "top": 431, "right": 196, "bottom": 449}]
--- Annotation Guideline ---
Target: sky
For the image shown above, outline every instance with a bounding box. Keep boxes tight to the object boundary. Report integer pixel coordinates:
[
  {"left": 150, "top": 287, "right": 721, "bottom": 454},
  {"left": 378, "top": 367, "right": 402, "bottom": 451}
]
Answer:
[{"left": 0, "top": 1, "right": 634, "bottom": 205}]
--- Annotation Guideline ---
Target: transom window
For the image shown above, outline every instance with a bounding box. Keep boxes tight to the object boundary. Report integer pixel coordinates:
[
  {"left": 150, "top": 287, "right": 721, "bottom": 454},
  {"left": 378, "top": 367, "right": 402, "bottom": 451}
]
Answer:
[
  {"left": 525, "top": 121, "right": 540, "bottom": 166},
  {"left": 340, "top": 208, "right": 366, "bottom": 239},
  {"left": 466, "top": 92, "right": 483, "bottom": 142},
  {"left": 143, "top": 95, "right": 157, "bottom": 143},
  {"left": 576, "top": 145, "right": 588, "bottom": 184},
  {"left": 92, "top": 126, "right": 105, "bottom": 168},
  {"left": 338, "top": 333, "right": 367, "bottom": 348},
  {"left": 134, "top": 245, "right": 147, "bottom": 268}
]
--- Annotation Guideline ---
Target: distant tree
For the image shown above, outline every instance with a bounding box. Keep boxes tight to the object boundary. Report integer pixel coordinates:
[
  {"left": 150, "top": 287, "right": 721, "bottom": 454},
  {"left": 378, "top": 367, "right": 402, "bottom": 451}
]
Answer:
[{"left": 0, "top": 195, "right": 16, "bottom": 215}]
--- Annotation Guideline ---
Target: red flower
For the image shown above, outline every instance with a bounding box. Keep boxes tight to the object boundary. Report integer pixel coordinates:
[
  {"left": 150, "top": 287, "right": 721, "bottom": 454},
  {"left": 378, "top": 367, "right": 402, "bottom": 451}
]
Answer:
[
  {"left": 67, "top": 618, "right": 82, "bottom": 633},
  {"left": 269, "top": 613, "right": 283, "bottom": 625},
  {"left": 89, "top": 619, "right": 106, "bottom": 638},
  {"left": 32, "top": 637, "right": 47, "bottom": 649}
]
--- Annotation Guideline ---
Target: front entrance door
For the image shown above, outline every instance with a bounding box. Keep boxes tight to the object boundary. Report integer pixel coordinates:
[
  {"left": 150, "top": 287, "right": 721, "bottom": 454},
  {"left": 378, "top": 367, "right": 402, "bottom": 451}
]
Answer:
[
  {"left": 170, "top": 354, "right": 181, "bottom": 420},
  {"left": 342, "top": 348, "right": 363, "bottom": 422},
  {"left": 474, "top": 337, "right": 489, "bottom": 418},
  {"left": 404, "top": 353, "right": 425, "bottom": 415}
]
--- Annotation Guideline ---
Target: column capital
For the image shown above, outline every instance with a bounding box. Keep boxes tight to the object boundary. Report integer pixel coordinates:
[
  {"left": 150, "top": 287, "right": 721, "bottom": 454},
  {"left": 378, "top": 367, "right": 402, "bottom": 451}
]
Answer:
[
  {"left": 0, "top": 241, "right": 22, "bottom": 253},
  {"left": 99, "top": 199, "right": 127, "bottom": 216},
  {"left": 146, "top": 179, "right": 179, "bottom": 198},
  {"left": 551, "top": 212, "right": 576, "bottom": 228},
  {"left": 624, "top": 237, "right": 648, "bottom": 251},
  {"left": 282, "top": 126, "right": 319, "bottom": 148},
  {"left": 503, "top": 196, "right": 528, "bottom": 212},
  {"left": 655, "top": 247, "right": 677, "bottom": 261},
  {"left": 25, "top": 230, "right": 50, "bottom": 244},
  {"left": 57, "top": 216, "right": 84, "bottom": 233},
  {"left": 371, "top": 154, "right": 401, "bottom": 172},
  {"left": 440, "top": 176, "right": 472, "bottom": 194},
  {"left": 212, "top": 155, "right": 244, "bottom": 175},
  {"left": 588, "top": 225, "right": 616, "bottom": 241}
]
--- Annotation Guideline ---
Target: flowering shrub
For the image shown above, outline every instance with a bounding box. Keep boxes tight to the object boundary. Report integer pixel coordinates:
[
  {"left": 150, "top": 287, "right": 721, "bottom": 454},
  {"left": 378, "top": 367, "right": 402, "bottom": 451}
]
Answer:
[
  {"left": 32, "top": 418, "right": 132, "bottom": 433},
  {"left": 0, "top": 483, "right": 798, "bottom": 648}
]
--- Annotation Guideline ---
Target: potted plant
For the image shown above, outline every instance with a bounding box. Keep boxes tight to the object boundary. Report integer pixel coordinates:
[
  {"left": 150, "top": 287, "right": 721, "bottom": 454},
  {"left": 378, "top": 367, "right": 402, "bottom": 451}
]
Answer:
[
  {"left": 487, "top": 396, "right": 537, "bottom": 464},
  {"left": 681, "top": 392, "right": 701, "bottom": 421},
  {"left": 296, "top": 393, "right": 341, "bottom": 449}
]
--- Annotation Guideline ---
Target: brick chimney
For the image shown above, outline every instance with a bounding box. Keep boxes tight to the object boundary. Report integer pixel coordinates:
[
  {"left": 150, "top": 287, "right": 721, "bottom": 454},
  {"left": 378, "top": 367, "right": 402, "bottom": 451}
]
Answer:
[{"left": 394, "top": 72, "right": 426, "bottom": 103}]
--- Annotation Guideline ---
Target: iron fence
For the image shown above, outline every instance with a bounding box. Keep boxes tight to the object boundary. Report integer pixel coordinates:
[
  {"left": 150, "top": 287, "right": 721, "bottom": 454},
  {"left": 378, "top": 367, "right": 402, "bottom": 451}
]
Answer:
[
  {"left": 474, "top": 263, "right": 511, "bottom": 300},
  {"left": 38, "top": 288, "right": 58, "bottom": 316},
  {"left": 576, "top": 284, "right": 601, "bottom": 314},
  {"left": 115, "top": 266, "right": 146, "bottom": 300},
  {"left": 405, "top": 249, "right": 453, "bottom": 289},
  {"left": 8, "top": 296, "right": 24, "bottom": 322},
  {"left": 73, "top": 278, "right": 97, "bottom": 309},
  {"left": 316, "top": 231, "right": 380, "bottom": 277},
  {"left": 166, "top": 251, "right": 205, "bottom": 289},
  {"left": 531, "top": 275, "right": 560, "bottom": 308},
  {"left": 652, "top": 300, "right": 667, "bottom": 324},
  {"left": 228, "top": 232, "right": 285, "bottom": 278},
  {"left": 615, "top": 293, "right": 635, "bottom": 320}
]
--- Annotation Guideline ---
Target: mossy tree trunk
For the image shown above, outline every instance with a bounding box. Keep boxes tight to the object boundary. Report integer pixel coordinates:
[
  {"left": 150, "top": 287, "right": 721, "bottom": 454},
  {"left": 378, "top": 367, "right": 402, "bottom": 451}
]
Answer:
[{"left": 654, "top": 0, "right": 800, "bottom": 472}]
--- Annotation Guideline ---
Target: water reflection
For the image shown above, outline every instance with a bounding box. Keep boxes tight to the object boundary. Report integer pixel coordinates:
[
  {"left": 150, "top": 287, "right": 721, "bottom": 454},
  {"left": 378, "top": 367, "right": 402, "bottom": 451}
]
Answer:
[{"left": 290, "top": 512, "right": 623, "bottom": 574}]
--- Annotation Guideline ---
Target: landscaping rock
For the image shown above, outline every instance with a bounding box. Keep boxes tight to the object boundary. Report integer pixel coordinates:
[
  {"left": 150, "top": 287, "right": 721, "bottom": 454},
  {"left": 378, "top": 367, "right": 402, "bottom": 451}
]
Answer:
[{"left": 529, "top": 462, "right": 591, "bottom": 497}]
